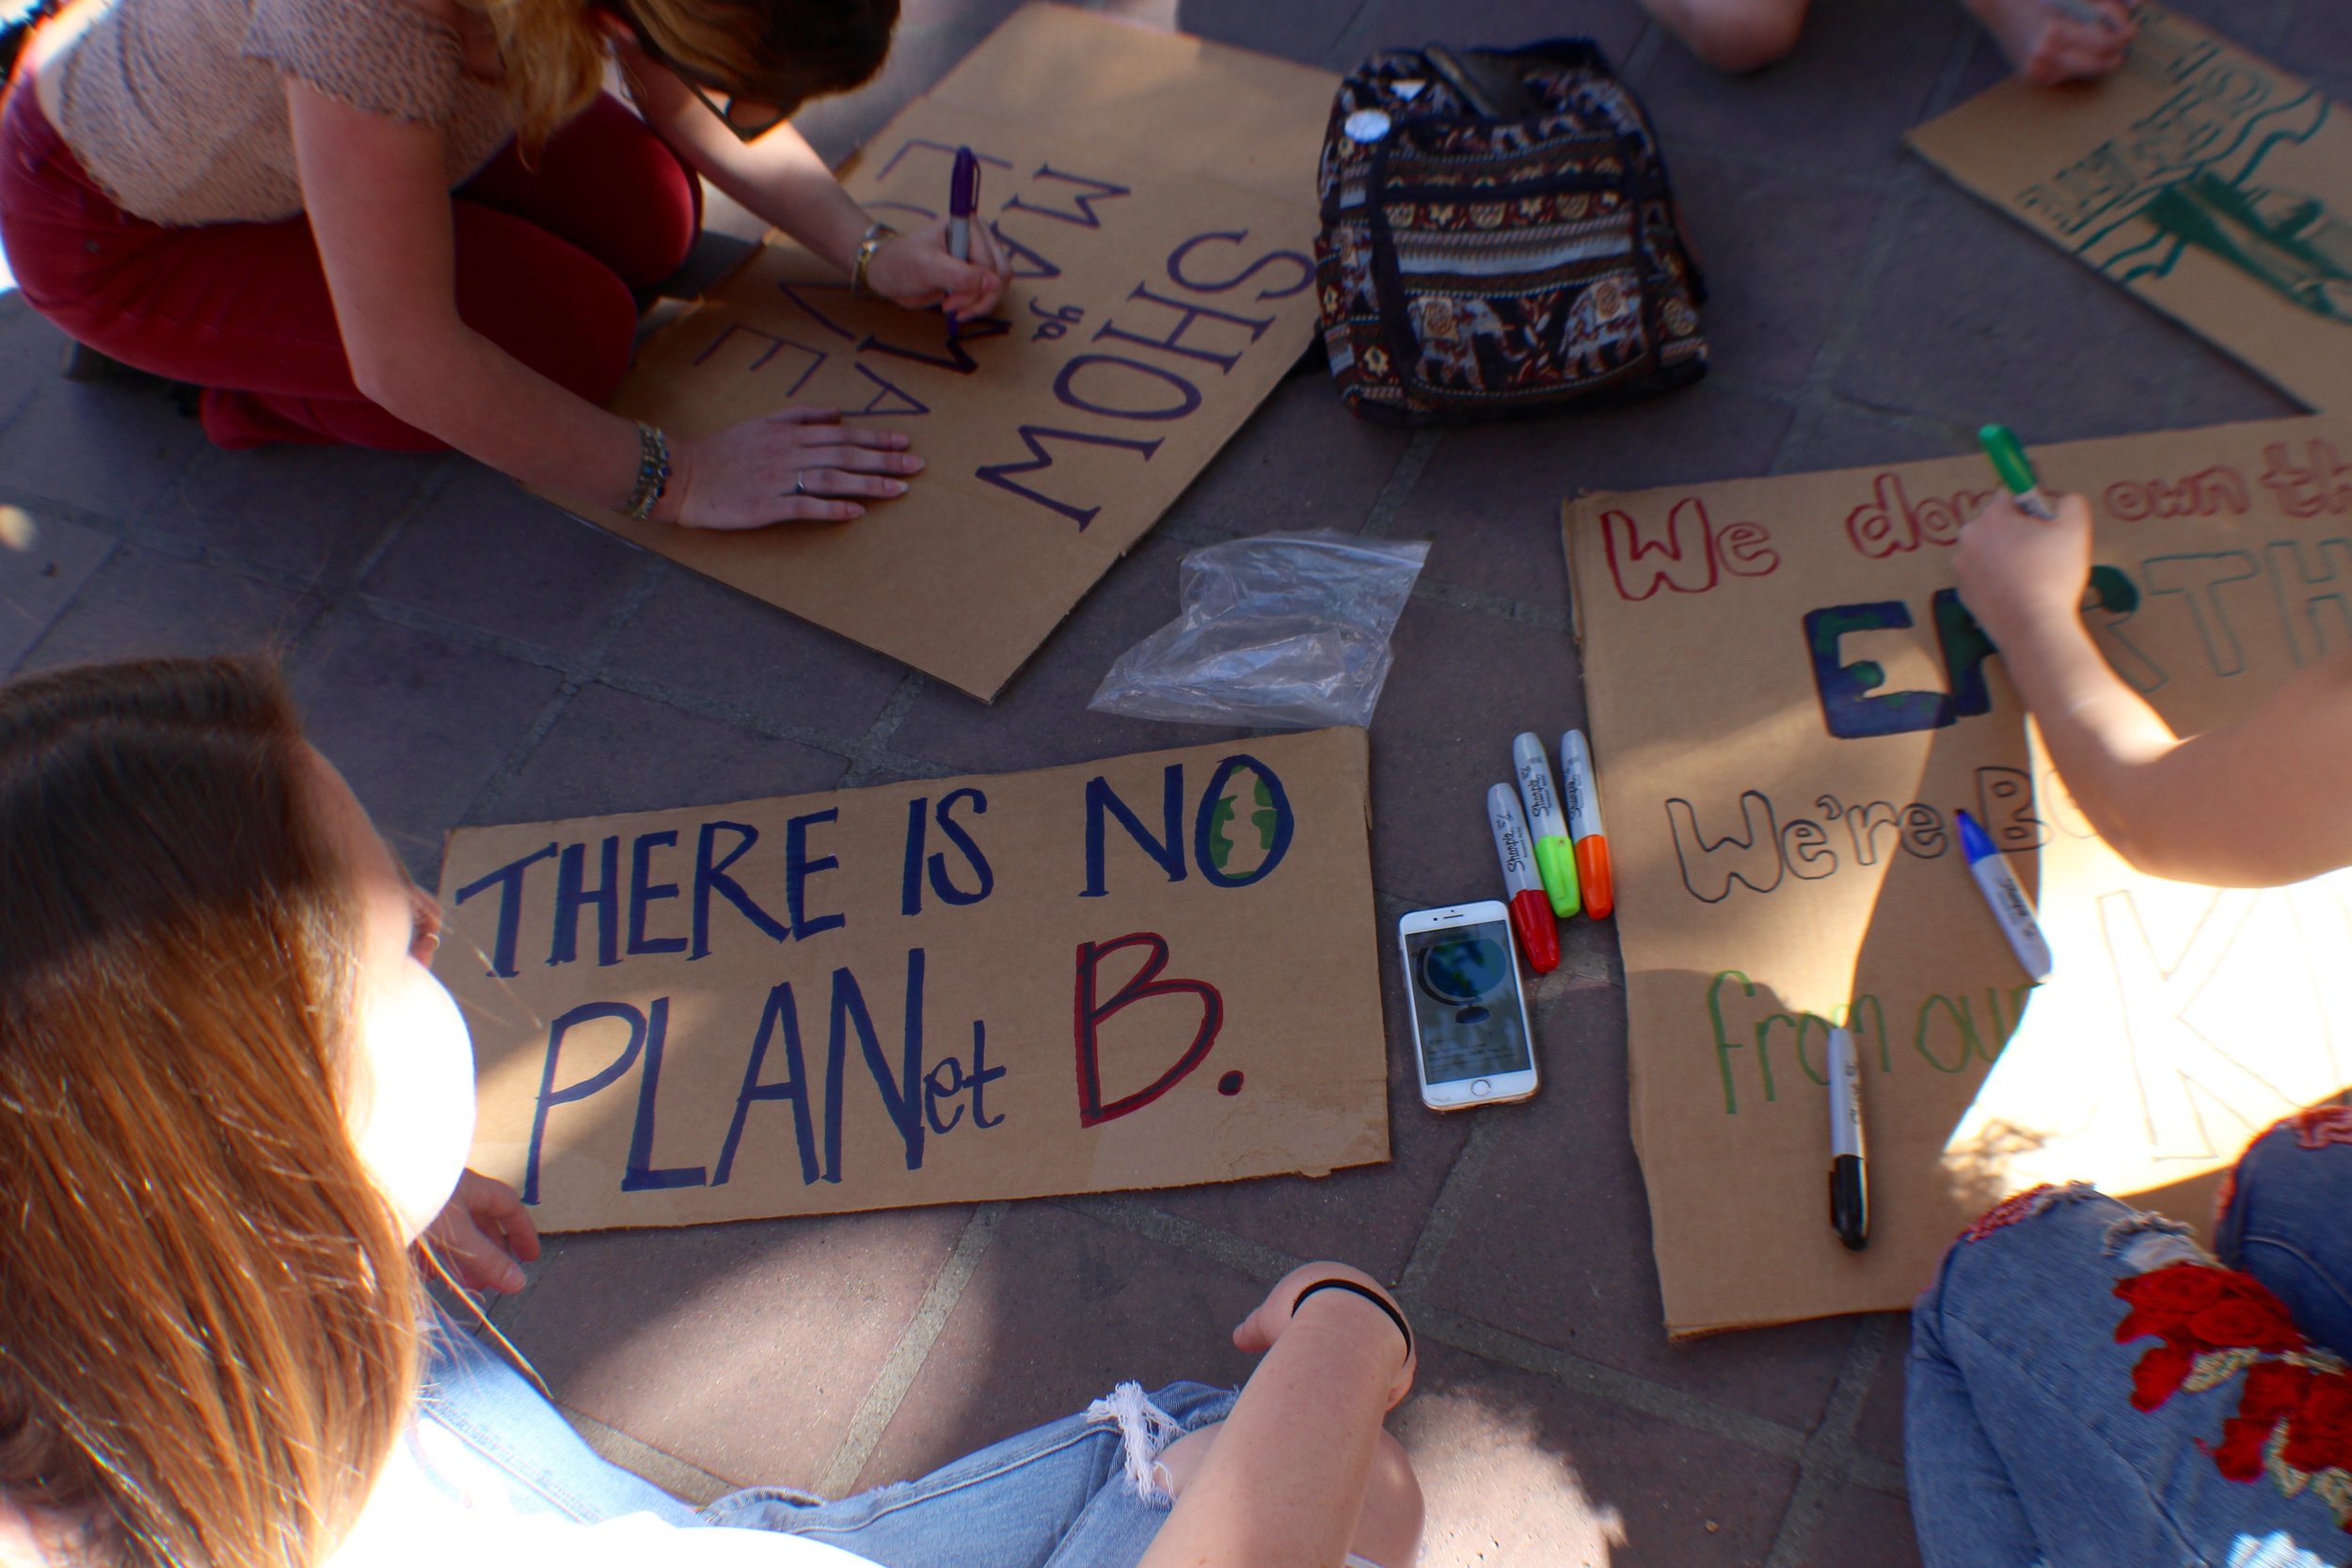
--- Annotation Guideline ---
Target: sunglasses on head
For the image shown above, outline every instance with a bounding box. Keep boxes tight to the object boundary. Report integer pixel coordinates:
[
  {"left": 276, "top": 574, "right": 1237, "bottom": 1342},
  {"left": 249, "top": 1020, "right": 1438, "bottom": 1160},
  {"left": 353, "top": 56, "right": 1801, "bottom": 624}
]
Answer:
[{"left": 619, "top": 15, "right": 794, "bottom": 141}]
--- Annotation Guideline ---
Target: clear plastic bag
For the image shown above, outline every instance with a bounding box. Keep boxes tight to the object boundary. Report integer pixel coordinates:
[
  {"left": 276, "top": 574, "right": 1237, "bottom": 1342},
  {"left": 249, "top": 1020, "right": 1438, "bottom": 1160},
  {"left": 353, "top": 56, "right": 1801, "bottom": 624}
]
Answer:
[{"left": 1089, "top": 531, "right": 1430, "bottom": 729}]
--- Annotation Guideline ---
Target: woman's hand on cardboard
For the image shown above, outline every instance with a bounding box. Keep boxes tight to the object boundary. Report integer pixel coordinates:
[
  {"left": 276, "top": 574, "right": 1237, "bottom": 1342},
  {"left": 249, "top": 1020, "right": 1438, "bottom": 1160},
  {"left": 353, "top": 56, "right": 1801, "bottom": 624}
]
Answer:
[
  {"left": 660, "top": 406, "right": 926, "bottom": 530},
  {"left": 865, "top": 217, "right": 1012, "bottom": 323},
  {"left": 425, "top": 1169, "right": 541, "bottom": 1294}
]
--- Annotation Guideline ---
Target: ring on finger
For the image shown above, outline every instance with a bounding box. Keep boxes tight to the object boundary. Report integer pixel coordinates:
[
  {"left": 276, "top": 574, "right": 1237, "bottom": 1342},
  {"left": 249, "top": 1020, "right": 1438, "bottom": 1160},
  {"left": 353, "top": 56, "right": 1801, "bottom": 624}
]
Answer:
[{"left": 794, "top": 474, "right": 807, "bottom": 498}]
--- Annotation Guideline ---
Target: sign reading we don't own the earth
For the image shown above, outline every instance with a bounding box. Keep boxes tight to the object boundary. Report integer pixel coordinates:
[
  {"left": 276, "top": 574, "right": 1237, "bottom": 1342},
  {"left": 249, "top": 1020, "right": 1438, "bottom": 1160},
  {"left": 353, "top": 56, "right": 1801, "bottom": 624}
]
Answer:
[
  {"left": 1567, "top": 416, "right": 2352, "bottom": 1337},
  {"left": 436, "top": 728, "right": 1387, "bottom": 1231},
  {"left": 581, "top": 7, "right": 1340, "bottom": 701}
]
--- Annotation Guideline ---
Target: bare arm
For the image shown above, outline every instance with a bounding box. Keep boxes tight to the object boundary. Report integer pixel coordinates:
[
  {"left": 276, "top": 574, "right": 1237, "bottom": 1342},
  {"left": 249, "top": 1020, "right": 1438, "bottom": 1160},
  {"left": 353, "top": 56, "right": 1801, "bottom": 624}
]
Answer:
[
  {"left": 1955, "top": 492, "right": 2352, "bottom": 886},
  {"left": 286, "top": 81, "right": 921, "bottom": 530},
  {"left": 613, "top": 40, "right": 1009, "bottom": 319},
  {"left": 287, "top": 78, "right": 644, "bottom": 512},
  {"left": 1140, "top": 1265, "right": 1417, "bottom": 1568}
]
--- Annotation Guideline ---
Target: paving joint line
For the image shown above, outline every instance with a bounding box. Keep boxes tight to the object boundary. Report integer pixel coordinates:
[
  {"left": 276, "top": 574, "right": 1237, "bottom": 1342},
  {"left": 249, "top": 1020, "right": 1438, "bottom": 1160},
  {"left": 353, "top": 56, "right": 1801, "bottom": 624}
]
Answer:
[
  {"left": 1768, "top": 158, "right": 1940, "bottom": 478},
  {"left": 1393, "top": 1113, "right": 1504, "bottom": 1296},
  {"left": 1323, "top": 0, "right": 1390, "bottom": 72},
  {"left": 348, "top": 457, "right": 467, "bottom": 589},
  {"left": 839, "top": 672, "right": 931, "bottom": 787},
  {"left": 3, "top": 537, "right": 122, "bottom": 679},
  {"left": 815, "top": 1201, "right": 1008, "bottom": 1497},
  {"left": 1359, "top": 428, "right": 1442, "bottom": 539},
  {"left": 1054, "top": 1193, "right": 1302, "bottom": 1282},
  {"left": 1762, "top": 1313, "right": 1897, "bottom": 1567},
  {"left": 559, "top": 1404, "right": 737, "bottom": 1507},
  {"left": 1405, "top": 1302, "right": 1807, "bottom": 1461},
  {"left": 1408, "top": 574, "right": 1570, "bottom": 634}
]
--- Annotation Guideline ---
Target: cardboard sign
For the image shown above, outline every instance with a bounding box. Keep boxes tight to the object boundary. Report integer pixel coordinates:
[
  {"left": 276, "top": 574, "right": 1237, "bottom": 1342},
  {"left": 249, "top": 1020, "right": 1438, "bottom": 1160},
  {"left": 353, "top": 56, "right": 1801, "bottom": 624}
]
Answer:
[
  {"left": 1910, "top": 8, "right": 2352, "bottom": 413},
  {"left": 1565, "top": 416, "right": 2352, "bottom": 1336},
  {"left": 587, "top": 6, "right": 1338, "bottom": 701},
  {"left": 436, "top": 728, "right": 1387, "bottom": 1231}
]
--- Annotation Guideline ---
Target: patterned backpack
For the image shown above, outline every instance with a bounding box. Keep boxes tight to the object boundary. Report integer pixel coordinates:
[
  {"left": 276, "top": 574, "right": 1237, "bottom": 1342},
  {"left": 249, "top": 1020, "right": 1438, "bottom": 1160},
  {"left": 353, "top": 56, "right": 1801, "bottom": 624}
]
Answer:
[{"left": 1314, "top": 40, "right": 1708, "bottom": 425}]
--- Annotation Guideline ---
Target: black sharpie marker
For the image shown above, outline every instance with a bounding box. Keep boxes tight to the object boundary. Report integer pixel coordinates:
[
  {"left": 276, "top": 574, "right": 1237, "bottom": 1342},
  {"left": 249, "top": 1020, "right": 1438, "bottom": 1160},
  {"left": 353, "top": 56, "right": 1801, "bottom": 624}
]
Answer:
[{"left": 1827, "top": 1025, "right": 1868, "bottom": 1251}]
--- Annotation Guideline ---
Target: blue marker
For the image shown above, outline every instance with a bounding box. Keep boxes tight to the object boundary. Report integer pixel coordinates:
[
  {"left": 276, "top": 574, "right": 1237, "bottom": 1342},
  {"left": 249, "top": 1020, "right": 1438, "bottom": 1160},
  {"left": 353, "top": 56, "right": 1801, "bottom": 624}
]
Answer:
[{"left": 1956, "top": 811, "right": 2054, "bottom": 980}]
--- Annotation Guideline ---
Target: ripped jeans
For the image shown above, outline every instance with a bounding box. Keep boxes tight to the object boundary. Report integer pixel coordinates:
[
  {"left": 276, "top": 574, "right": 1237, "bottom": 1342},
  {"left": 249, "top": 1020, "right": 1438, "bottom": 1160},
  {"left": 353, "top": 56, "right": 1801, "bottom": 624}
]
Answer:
[
  {"left": 1906, "top": 1109, "right": 2352, "bottom": 1568},
  {"left": 411, "top": 1307, "right": 1237, "bottom": 1568}
]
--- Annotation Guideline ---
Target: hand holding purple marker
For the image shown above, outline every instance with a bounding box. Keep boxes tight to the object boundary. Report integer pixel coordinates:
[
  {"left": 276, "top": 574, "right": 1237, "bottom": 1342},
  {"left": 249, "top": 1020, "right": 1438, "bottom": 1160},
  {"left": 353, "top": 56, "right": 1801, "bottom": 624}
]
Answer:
[{"left": 946, "top": 145, "right": 979, "bottom": 338}]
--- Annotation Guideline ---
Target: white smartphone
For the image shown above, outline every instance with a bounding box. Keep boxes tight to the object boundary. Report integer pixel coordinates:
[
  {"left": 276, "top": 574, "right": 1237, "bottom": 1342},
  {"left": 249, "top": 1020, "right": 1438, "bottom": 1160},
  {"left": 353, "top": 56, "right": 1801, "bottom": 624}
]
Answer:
[{"left": 1400, "top": 900, "right": 1539, "bottom": 1111}]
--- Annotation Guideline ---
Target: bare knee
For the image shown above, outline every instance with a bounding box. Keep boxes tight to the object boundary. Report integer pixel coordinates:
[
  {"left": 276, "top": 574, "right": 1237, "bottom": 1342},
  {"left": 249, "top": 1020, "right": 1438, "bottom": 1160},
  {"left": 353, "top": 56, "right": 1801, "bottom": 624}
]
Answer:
[
  {"left": 1645, "top": 0, "right": 1809, "bottom": 71},
  {"left": 1353, "top": 1430, "right": 1424, "bottom": 1568}
]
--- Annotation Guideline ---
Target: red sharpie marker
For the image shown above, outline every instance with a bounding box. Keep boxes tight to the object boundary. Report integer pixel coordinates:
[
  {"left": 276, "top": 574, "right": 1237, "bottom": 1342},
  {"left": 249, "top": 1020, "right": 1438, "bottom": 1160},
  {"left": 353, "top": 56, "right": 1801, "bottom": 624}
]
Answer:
[{"left": 1487, "top": 784, "right": 1559, "bottom": 974}]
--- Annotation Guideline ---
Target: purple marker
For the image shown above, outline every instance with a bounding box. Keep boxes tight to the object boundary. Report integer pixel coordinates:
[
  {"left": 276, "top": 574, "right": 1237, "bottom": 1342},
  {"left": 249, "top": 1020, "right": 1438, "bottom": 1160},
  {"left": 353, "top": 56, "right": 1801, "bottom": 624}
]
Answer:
[{"left": 946, "top": 145, "right": 979, "bottom": 336}]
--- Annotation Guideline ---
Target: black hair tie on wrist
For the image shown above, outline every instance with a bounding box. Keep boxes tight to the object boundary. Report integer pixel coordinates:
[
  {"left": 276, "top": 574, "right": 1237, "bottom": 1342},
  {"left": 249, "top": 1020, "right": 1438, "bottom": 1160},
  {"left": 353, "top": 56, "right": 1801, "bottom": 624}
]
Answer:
[{"left": 1291, "top": 1278, "right": 1413, "bottom": 1364}]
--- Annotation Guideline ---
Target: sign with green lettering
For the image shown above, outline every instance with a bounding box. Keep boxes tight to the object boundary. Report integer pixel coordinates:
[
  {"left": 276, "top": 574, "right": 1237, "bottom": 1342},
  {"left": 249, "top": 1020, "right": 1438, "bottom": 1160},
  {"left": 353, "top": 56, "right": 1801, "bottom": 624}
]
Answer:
[{"left": 1567, "top": 416, "right": 2352, "bottom": 1335}]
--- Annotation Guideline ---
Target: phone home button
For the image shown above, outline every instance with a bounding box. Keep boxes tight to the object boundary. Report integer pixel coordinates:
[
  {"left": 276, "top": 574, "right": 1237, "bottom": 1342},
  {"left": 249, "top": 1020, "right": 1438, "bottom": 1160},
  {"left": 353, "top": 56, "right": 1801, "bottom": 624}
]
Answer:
[{"left": 1470, "top": 1079, "right": 1491, "bottom": 1097}]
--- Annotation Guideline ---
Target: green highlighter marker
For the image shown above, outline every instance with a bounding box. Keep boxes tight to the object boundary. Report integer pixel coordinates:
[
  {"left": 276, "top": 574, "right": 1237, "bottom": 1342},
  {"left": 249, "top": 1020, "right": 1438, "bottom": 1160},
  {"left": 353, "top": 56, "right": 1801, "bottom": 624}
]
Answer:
[
  {"left": 1978, "top": 424, "right": 2058, "bottom": 521},
  {"left": 1512, "top": 731, "right": 1581, "bottom": 918}
]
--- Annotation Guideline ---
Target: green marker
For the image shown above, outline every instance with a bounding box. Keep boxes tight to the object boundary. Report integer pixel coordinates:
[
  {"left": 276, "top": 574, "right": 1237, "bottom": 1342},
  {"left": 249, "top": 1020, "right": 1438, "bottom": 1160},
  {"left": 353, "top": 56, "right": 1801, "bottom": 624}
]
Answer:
[
  {"left": 1511, "top": 731, "right": 1581, "bottom": 918},
  {"left": 1978, "top": 424, "right": 2058, "bottom": 521}
]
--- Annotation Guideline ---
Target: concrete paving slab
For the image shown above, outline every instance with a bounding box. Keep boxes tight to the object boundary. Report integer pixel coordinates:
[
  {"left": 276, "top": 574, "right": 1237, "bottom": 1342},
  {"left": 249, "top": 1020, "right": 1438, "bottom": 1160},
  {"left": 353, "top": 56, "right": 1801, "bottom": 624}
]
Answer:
[
  {"left": 599, "top": 565, "right": 914, "bottom": 748},
  {"left": 1849, "top": 1310, "right": 1911, "bottom": 1472},
  {"left": 1670, "top": 147, "right": 1887, "bottom": 394},
  {"left": 1402, "top": 380, "right": 1797, "bottom": 611},
  {"left": 141, "top": 444, "right": 445, "bottom": 586},
  {"left": 1395, "top": 1342, "right": 1805, "bottom": 1568},
  {"left": 1835, "top": 179, "right": 2269, "bottom": 448},
  {"left": 491, "top": 1205, "right": 977, "bottom": 1489},
  {"left": 1368, "top": 595, "right": 1589, "bottom": 910},
  {"left": 1803, "top": 1481, "right": 1921, "bottom": 1568},
  {"left": 15, "top": 545, "right": 323, "bottom": 675},
  {"left": 1419, "top": 973, "right": 1864, "bottom": 1433},
  {"left": 847, "top": 1199, "right": 1266, "bottom": 1491},
  {"left": 361, "top": 468, "right": 652, "bottom": 657},
  {"left": 0, "top": 380, "right": 209, "bottom": 520},
  {"left": 286, "top": 609, "right": 568, "bottom": 882},
  {"left": 1348, "top": 0, "right": 1654, "bottom": 73},
  {"left": 0, "top": 510, "right": 111, "bottom": 674},
  {"left": 486, "top": 681, "right": 851, "bottom": 824},
  {"left": 1627, "top": 0, "right": 1966, "bottom": 181},
  {"left": 1159, "top": 372, "right": 1414, "bottom": 541},
  {"left": 0, "top": 294, "right": 76, "bottom": 436},
  {"left": 885, "top": 528, "right": 1257, "bottom": 775}
]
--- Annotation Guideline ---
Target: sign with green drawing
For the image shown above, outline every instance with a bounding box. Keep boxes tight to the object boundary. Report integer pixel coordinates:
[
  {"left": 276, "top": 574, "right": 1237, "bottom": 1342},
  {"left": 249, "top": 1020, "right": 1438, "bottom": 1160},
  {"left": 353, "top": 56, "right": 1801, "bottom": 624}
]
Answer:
[
  {"left": 1565, "top": 415, "right": 2352, "bottom": 1337},
  {"left": 1911, "top": 8, "right": 2352, "bottom": 411},
  {"left": 437, "top": 727, "right": 1388, "bottom": 1232}
]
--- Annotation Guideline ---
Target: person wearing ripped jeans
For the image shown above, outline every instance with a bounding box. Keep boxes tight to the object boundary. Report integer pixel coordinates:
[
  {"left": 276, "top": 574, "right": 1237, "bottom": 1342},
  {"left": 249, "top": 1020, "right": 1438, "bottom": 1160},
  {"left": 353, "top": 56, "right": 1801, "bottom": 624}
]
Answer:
[{"left": 1903, "top": 490, "right": 2352, "bottom": 1566}]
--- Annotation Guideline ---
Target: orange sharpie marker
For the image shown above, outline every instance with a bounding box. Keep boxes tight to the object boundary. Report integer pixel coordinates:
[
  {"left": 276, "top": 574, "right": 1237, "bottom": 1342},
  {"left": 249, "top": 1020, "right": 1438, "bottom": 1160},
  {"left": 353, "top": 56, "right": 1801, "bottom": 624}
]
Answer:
[{"left": 1558, "top": 730, "right": 1613, "bottom": 920}]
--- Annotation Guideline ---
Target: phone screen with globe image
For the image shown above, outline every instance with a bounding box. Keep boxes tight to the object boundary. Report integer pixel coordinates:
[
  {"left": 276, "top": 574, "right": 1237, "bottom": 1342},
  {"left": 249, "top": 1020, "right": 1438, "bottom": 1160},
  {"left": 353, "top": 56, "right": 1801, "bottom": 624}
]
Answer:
[{"left": 1407, "top": 922, "right": 1531, "bottom": 1085}]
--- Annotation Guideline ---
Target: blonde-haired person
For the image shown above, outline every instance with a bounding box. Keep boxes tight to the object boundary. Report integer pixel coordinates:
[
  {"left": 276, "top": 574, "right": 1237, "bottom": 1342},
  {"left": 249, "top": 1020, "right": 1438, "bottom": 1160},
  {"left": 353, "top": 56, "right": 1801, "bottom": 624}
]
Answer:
[
  {"left": 0, "top": 657, "right": 1424, "bottom": 1568},
  {"left": 0, "top": 0, "right": 1009, "bottom": 531}
]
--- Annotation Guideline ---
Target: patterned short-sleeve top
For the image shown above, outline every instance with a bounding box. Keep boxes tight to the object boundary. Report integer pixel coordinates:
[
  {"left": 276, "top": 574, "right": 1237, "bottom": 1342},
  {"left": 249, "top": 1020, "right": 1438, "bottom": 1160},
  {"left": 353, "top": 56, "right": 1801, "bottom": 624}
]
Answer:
[{"left": 47, "top": 0, "right": 518, "bottom": 227}]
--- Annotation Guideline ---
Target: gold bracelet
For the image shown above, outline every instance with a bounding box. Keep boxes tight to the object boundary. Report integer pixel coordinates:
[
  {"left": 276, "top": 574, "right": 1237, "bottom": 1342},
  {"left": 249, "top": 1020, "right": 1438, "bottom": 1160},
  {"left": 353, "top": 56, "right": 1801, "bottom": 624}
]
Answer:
[{"left": 851, "top": 222, "right": 898, "bottom": 299}]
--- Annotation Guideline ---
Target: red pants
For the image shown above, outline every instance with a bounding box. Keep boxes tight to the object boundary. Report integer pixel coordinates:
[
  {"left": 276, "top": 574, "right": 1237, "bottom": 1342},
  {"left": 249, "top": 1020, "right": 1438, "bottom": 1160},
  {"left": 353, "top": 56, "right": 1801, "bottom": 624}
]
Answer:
[{"left": 0, "top": 82, "right": 700, "bottom": 450}]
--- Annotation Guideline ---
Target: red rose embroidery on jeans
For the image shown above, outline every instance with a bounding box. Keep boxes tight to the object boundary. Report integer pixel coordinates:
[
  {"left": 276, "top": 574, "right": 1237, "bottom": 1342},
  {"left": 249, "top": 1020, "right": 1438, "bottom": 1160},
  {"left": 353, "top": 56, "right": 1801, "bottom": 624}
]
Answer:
[{"left": 2113, "top": 1261, "right": 2351, "bottom": 1532}]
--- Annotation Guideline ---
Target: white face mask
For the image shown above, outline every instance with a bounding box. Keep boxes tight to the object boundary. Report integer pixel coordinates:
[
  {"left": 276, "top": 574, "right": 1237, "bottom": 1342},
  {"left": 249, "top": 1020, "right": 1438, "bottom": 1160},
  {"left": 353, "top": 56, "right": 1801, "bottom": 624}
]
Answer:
[{"left": 346, "top": 964, "right": 477, "bottom": 1240}]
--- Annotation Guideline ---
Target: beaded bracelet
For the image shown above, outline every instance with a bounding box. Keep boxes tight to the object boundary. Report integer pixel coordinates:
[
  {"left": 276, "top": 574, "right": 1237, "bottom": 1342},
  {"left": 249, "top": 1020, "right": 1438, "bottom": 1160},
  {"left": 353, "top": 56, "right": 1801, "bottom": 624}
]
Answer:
[
  {"left": 623, "top": 421, "right": 671, "bottom": 520},
  {"left": 1291, "top": 1278, "right": 1413, "bottom": 1364}
]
